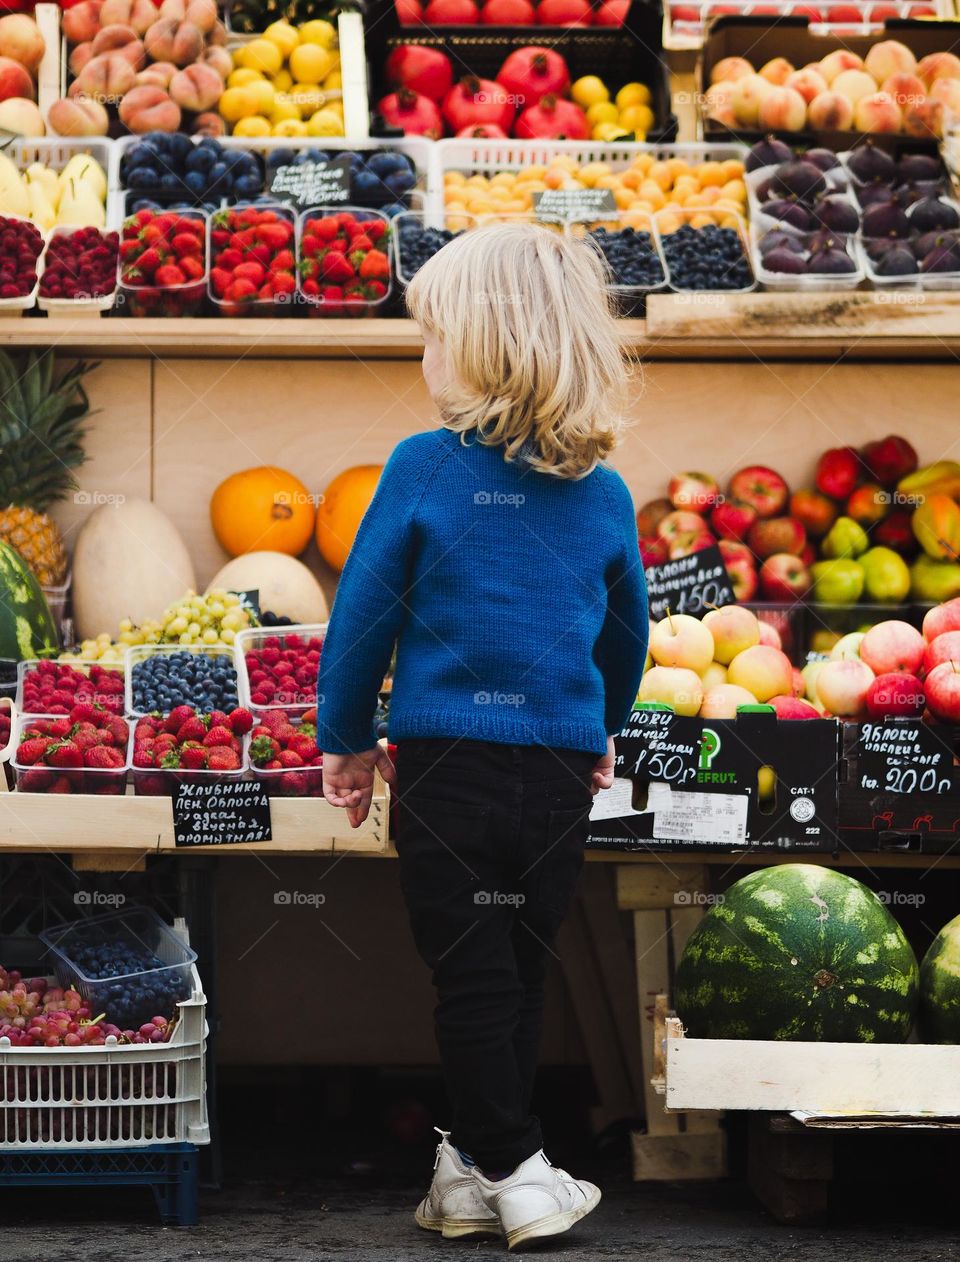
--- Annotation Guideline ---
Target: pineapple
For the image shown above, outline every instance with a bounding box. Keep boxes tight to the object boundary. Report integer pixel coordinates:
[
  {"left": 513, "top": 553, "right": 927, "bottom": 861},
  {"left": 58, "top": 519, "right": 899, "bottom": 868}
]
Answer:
[{"left": 0, "top": 350, "right": 94, "bottom": 587}]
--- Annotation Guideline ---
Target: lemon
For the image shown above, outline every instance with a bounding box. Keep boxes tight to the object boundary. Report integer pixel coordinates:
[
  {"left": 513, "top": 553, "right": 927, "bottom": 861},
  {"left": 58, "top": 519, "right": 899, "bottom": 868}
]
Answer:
[
  {"left": 236, "top": 38, "right": 283, "bottom": 77},
  {"left": 615, "top": 81, "right": 650, "bottom": 111},
  {"left": 619, "top": 102, "right": 654, "bottom": 133},
  {"left": 272, "top": 117, "right": 309, "bottom": 136},
  {"left": 571, "top": 75, "right": 609, "bottom": 108},
  {"left": 298, "top": 18, "right": 337, "bottom": 47},
  {"left": 290, "top": 43, "right": 333, "bottom": 84},
  {"left": 306, "top": 108, "right": 343, "bottom": 136},
  {"left": 586, "top": 100, "right": 618, "bottom": 125},
  {"left": 263, "top": 19, "right": 299, "bottom": 57},
  {"left": 270, "top": 95, "right": 301, "bottom": 124},
  {"left": 322, "top": 68, "right": 342, "bottom": 90},
  {"left": 272, "top": 68, "right": 293, "bottom": 93},
  {"left": 227, "top": 67, "right": 263, "bottom": 88},
  {"left": 592, "top": 121, "right": 627, "bottom": 142},
  {"left": 233, "top": 115, "right": 271, "bottom": 137},
  {"left": 219, "top": 85, "right": 260, "bottom": 122},
  {"left": 246, "top": 77, "right": 276, "bottom": 114},
  {"left": 326, "top": 99, "right": 344, "bottom": 118}
]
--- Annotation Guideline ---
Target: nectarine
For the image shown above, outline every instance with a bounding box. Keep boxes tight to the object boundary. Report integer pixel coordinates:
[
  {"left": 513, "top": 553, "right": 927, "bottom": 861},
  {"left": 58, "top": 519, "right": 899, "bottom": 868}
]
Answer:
[
  {"left": 833, "top": 68, "right": 880, "bottom": 106},
  {"left": 880, "top": 72, "right": 927, "bottom": 109},
  {"left": 0, "top": 56, "right": 33, "bottom": 104},
  {"left": 854, "top": 91, "right": 902, "bottom": 133},
  {"left": 759, "top": 57, "right": 795, "bottom": 86},
  {"left": 757, "top": 85, "right": 806, "bottom": 131},
  {"left": 807, "top": 89, "right": 854, "bottom": 129},
  {"left": 864, "top": 39, "right": 917, "bottom": 85},
  {"left": 818, "top": 49, "right": 864, "bottom": 84},
  {"left": 732, "top": 74, "right": 772, "bottom": 126},
  {"left": 0, "top": 14, "right": 44, "bottom": 73},
  {"left": 917, "top": 51, "right": 960, "bottom": 88},
  {"left": 711, "top": 55, "right": 754, "bottom": 84},
  {"left": 786, "top": 67, "right": 828, "bottom": 104}
]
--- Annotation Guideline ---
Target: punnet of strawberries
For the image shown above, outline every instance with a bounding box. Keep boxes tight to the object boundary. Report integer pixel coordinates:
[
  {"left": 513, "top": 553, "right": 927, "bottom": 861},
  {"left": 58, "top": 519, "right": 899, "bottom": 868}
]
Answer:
[
  {"left": 14, "top": 707, "right": 131, "bottom": 795},
  {"left": 132, "top": 703, "right": 253, "bottom": 796},
  {"left": 249, "top": 707, "right": 322, "bottom": 797},
  {"left": 118, "top": 209, "right": 207, "bottom": 316},
  {"left": 39, "top": 227, "right": 119, "bottom": 301},
  {"left": 0, "top": 215, "right": 43, "bottom": 300},
  {"left": 209, "top": 205, "right": 297, "bottom": 316},
  {"left": 244, "top": 631, "right": 323, "bottom": 709},
  {"left": 21, "top": 659, "right": 125, "bottom": 716},
  {"left": 299, "top": 209, "right": 391, "bottom": 317}
]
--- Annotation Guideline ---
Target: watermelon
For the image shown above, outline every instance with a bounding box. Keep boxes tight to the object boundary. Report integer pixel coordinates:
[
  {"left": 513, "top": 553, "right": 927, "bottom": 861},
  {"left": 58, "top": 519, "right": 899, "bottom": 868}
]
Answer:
[
  {"left": 675, "top": 864, "right": 918, "bottom": 1043},
  {"left": 919, "top": 913, "right": 960, "bottom": 1043},
  {"left": 0, "top": 541, "right": 58, "bottom": 661}
]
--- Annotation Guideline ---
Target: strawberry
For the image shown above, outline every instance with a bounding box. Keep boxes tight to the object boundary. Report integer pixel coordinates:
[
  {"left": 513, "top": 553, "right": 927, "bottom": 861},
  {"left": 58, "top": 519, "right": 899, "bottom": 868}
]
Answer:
[
  {"left": 69, "top": 702, "right": 101, "bottom": 724},
  {"left": 250, "top": 733, "right": 280, "bottom": 766},
  {"left": 270, "top": 249, "right": 295, "bottom": 272},
  {"left": 155, "top": 263, "right": 186, "bottom": 287},
  {"left": 133, "top": 744, "right": 156, "bottom": 769},
  {"left": 257, "top": 223, "right": 291, "bottom": 251},
  {"left": 359, "top": 249, "right": 390, "bottom": 280},
  {"left": 228, "top": 707, "right": 253, "bottom": 735},
  {"left": 278, "top": 771, "right": 307, "bottom": 795},
  {"left": 312, "top": 216, "right": 340, "bottom": 241},
  {"left": 164, "top": 705, "right": 195, "bottom": 735},
  {"left": 288, "top": 734, "right": 318, "bottom": 761},
  {"left": 160, "top": 750, "right": 182, "bottom": 770},
  {"left": 171, "top": 232, "right": 200, "bottom": 258},
  {"left": 19, "top": 767, "right": 56, "bottom": 791},
  {"left": 72, "top": 729, "right": 100, "bottom": 752},
  {"left": 177, "top": 717, "right": 207, "bottom": 744},
  {"left": 319, "top": 251, "right": 354, "bottom": 283},
  {"left": 44, "top": 740, "right": 82, "bottom": 769},
  {"left": 226, "top": 278, "right": 258, "bottom": 302},
  {"left": 210, "top": 267, "right": 232, "bottom": 297},
  {"left": 365, "top": 280, "right": 388, "bottom": 300},
  {"left": 203, "top": 725, "right": 235, "bottom": 747},
  {"left": 366, "top": 219, "right": 387, "bottom": 242},
  {"left": 300, "top": 233, "right": 320, "bottom": 258},
  {"left": 272, "top": 271, "right": 296, "bottom": 296},
  {"left": 179, "top": 743, "right": 208, "bottom": 770},
  {"left": 218, "top": 248, "right": 243, "bottom": 270},
  {"left": 207, "top": 746, "right": 240, "bottom": 772},
  {"left": 16, "top": 736, "right": 53, "bottom": 765},
  {"left": 249, "top": 243, "right": 272, "bottom": 267},
  {"left": 278, "top": 749, "right": 304, "bottom": 768},
  {"left": 47, "top": 776, "right": 74, "bottom": 794},
  {"left": 301, "top": 278, "right": 320, "bottom": 298},
  {"left": 180, "top": 255, "right": 204, "bottom": 281},
  {"left": 106, "top": 716, "right": 129, "bottom": 744},
  {"left": 234, "top": 260, "right": 266, "bottom": 285},
  {"left": 46, "top": 718, "right": 73, "bottom": 739},
  {"left": 85, "top": 746, "right": 124, "bottom": 770},
  {"left": 154, "top": 732, "right": 179, "bottom": 752}
]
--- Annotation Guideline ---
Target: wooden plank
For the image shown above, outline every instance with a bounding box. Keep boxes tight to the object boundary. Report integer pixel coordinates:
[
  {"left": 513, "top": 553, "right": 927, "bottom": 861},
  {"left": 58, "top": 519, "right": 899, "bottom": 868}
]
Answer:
[
  {"left": 631, "top": 1130, "right": 728, "bottom": 1181},
  {"left": 747, "top": 1115, "right": 832, "bottom": 1225},
  {"left": 616, "top": 864, "right": 709, "bottom": 911},
  {"left": 72, "top": 852, "right": 147, "bottom": 872},
  {"left": 634, "top": 909, "right": 681, "bottom": 1138}
]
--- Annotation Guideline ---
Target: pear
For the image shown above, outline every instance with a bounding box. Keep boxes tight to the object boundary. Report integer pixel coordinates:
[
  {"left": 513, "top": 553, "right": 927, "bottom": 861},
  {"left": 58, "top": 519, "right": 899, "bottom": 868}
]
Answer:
[
  {"left": 25, "top": 162, "right": 60, "bottom": 205},
  {"left": 27, "top": 181, "right": 55, "bottom": 230},
  {"left": 58, "top": 155, "right": 106, "bottom": 203},
  {"left": 0, "top": 153, "right": 28, "bottom": 218},
  {"left": 56, "top": 178, "right": 105, "bottom": 228}
]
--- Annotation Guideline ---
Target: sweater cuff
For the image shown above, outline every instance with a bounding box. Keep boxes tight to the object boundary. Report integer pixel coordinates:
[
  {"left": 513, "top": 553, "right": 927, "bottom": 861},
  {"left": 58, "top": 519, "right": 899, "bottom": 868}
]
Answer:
[{"left": 316, "top": 720, "right": 379, "bottom": 757}]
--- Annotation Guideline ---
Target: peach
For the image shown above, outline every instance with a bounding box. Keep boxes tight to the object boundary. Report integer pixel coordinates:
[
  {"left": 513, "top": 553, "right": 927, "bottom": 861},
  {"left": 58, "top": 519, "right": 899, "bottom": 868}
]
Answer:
[
  {"left": 786, "top": 66, "right": 828, "bottom": 104},
  {"left": 208, "top": 19, "right": 227, "bottom": 45},
  {"left": 172, "top": 20, "right": 204, "bottom": 66},
  {"left": 706, "top": 103, "right": 738, "bottom": 128},
  {"left": 159, "top": 0, "right": 186, "bottom": 17},
  {"left": 115, "top": 37, "right": 146, "bottom": 68},
  {"left": 71, "top": 50, "right": 136, "bottom": 102},
  {"left": 833, "top": 68, "right": 879, "bottom": 106},
  {"left": 47, "top": 95, "right": 109, "bottom": 135},
  {"left": 169, "top": 62, "right": 222, "bottom": 111},
  {"left": 757, "top": 85, "right": 807, "bottom": 131},
  {"left": 61, "top": 1, "right": 101, "bottom": 45},
  {"left": 0, "top": 14, "right": 45, "bottom": 73},
  {"left": 819, "top": 49, "right": 865, "bottom": 84},
  {"left": 880, "top": 72, "right": 926, "bottom": 109},
  {"left": 732, "top": 73, "right": 772, "bottom": 125},
  {"left": 193, "top": 109, "right": 225, "bottom": 136},
  {"left": 98, "top": 0, "right": 134, "bottom": 23},
  {"left": 185, "top": 0, "right": 217, "bottom": 32},
  {"left": 863, "top": 39, "right": 917, "bottom": 85},
  {"left": 711, "top": 55, "right": 754, "bottom": 84},
  {"left": 200, "top": 45, "right": 231, "bottom": 78},
  {"left": 0, "top": 56, "right": 33, "bottom": 103},
  {"left": 131, "top": 0, "right": 159, "bottom": 33},
  {"left": 917, "top": 51, "right": 960, "bottom": 88},
  {"left": 807, "top": 88, "right": 854, "bottom": 129},
  {"left": 759, "top": 56, "right": 795, "bottom": 86},
  {"left": 929, "top": 76, "right": 960, "bottom": 119},
  {"left": 69, "top": 41, "right": 95, "bottom": 76},
  {"left": 118, "top": 83, "right": 181, "bottom": 132},
  {"left": 91, "top": 21, "right": 138, "bottom": 53},
  {"left": 854, "top": 91, "right": 902, "bottom": 132},
  {"left": 0, "top": 97, "right": 43, "bottom": 134},
  {"left": 143, "top": 16, "right": 177, "bottom": 60},
  {"left": 903, "top": 98, "right": 943, "bottom": 137}
]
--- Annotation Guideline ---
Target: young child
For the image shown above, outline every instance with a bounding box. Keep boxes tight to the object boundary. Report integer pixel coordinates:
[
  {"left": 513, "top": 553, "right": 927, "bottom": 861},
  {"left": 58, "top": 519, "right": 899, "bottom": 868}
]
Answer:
[{"left": 317, "top": 222, "right": 648, "bottom": 1249}]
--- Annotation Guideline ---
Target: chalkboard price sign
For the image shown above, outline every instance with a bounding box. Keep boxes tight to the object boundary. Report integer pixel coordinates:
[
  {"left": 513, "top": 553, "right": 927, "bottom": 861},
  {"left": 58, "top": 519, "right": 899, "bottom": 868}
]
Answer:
[
  {"left": 173, "top": 781, "right": 273, "bottom": 847},
  {"left": 533, "top": 188, "right": 617, "bottom": 224},
  {"left": 268, "top": 155, "right": 352, "bottom": 210},
  {"left": 643, "top": 545, "right": 736, "bottom": 621},
  {"left": 857, "top": 720, "right": 955, "bottom": 796}
]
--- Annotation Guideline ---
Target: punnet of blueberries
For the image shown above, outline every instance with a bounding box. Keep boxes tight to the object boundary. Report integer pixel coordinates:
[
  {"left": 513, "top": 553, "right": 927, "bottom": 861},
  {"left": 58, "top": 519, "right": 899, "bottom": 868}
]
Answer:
[
  {"left": 586, "top": 227, "right": 666, "bottom": 290},
  {"left": 396, "top": 218, "right": 463, "bottom": 279},
  {"left": 132, "top": 650, "right": 239, "bottom": 715},
  {"left": 63, "top": 936, "right": 189, "bottom": 1030},
  {"left": 121, "top": 132, "right": 264, "bottom": 204},
  {"left": 661, "top": 223, "right": 753, "bottom": 291}
]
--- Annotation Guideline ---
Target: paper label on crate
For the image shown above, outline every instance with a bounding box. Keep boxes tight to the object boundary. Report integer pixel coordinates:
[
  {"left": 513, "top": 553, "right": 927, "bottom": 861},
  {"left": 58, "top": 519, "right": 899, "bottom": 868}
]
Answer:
[
  {"left": 648, "top": 783, "right": 748, "bottom": 845},
  {"left": 173, "top": 782, "right": 272, "bottom": 847},
  {"left": 856, "top": 720, "right": 956, "bottom": 796},
  {"left": 268, "top": 155, "right": 352, "bottom": 210},
  {"left": 589, "top": 777, "right": 642, "bottom": 821},
  {"left": 532, "top": 188, "right": 617, "bottom": 224},
  {"left": 643, "top": 545, "right": 737, "bottom": 621}
]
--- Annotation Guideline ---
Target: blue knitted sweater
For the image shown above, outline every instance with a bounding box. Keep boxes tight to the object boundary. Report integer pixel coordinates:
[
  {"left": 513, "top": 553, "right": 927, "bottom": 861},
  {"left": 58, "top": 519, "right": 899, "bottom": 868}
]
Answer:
[{"left": 315, "top": 427, "right": 649, "bottom": 757}]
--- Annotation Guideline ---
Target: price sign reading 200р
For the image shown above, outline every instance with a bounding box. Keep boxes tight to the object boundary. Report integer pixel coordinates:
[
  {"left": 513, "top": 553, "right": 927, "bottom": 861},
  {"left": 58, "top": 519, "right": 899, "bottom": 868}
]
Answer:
[{"left": 643, "top": 545, "right": 737, "bottom": 621}]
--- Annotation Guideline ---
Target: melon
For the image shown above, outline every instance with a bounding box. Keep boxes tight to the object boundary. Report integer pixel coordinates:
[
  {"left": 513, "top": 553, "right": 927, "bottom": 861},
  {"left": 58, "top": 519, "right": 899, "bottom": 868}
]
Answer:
[
  {"left": 72, "top": 499, "right": 196, "bottom": 641},
  {"left": 0, "top": 541, "right": 58, "bottom": 660},
  {"left": 675, "top": 864, "right": 918, "bottom": 1042},
  {"left": 207, "top": 552, "right": 328, "bottom": 624},
  {"left": 919, "top": 913, "right": 960, "bottom": 1043}
]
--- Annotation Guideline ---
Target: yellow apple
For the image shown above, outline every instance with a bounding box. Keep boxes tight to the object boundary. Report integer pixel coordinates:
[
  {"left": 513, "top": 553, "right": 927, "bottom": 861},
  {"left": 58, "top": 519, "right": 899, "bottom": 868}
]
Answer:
[
  {"left": 703, "top": 606, "right": 761, "bottom": 665},
  {"left": 649, "top": 613, "right": 715, "bottom": 675},
  {"left": 638, "top": 666, "right": 703, "bottom": 716}
]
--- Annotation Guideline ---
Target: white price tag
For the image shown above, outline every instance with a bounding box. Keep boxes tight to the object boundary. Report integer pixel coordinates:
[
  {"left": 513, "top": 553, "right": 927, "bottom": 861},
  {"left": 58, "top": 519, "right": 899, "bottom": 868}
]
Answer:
[
  {"left": 648, "top": 784, "right": 748, "bottom": 846},
  {"left": 589, "top": 777, "right": 642, "bottom": 821}
]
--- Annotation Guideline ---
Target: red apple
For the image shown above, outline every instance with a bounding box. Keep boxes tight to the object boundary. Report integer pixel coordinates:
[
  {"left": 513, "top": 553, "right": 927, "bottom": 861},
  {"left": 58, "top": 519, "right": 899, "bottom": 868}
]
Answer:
[
  {"left": 718, "top": 539, "right": 752, "bottom": 565},
  {"left": 816, "top": 658, "right": 875, "bottom": 717},
  {"left": 669, "top": 532, "right": 716, "bottom": 559},
  {"left": 860, "top": 434, "right": 918, "bottom": 487},
  {"left": 846, "top": 483, "right": 888, "bottom": 528},
  {"left": 860, "top": 620, "right": 925, "bottom": 675},
  {"left": 923, "top": 630, "right": 960, "bottom": 676},
  {"left": 669, "top": 471, "right": 721, "bottom": 512},
  {"left": 728, "top": 466, "right": 789, "bottom": 519},
  {"left": 656, "top": 509, "right": 705, "bottom": 543},
  {"left": 924, "top": 659, "right": 960, "bottom": 722},
  {"left": 758, "top": 620, "right": 782, "bottom": 649},
  {"left": 922, "top": 597, "right": 960, "bottom": 643},
  {"left": 636, "top": 497, "right": 673, "bottom": 536},
  {"left": 639, "top": 535, "right": 669, "bottom": 567},
  {"left": 799, "top": 544, "right": 815, "bottom": 567},
  {"left": 718, "top": 539, "right": 758, "bottom": 601},
  {"left": 711, "top": 498, "right": 758, "bottom": 542},
  {"left": 815, "top": 447, "right": 862, "bottom": 500},
  {"left": 790, "top": 488, "right": 838, "bottom": 538},
  {"left": 759, "top": 553, "right": 812, "bottom": 600},
  {"left": 874, "top": 509, "right": 917, "bottom": 557},
  {"left": 865, "top": 671, "right": 926, "bottom": 718},
  {"left": 793, "top": 3, "right": 824, "bottom": 17},
  {"left": 748, "top": 516, "right": 807, "bottom": 559},
  {"left": 770, "top": 694, "right": 820, "bottom": 718}
]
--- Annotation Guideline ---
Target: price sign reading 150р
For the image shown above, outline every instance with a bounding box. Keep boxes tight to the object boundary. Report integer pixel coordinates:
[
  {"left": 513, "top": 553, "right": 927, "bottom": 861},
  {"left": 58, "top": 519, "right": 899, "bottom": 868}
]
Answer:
[{"left": 643, "top": 545, "right": 737, "bottom": 622}]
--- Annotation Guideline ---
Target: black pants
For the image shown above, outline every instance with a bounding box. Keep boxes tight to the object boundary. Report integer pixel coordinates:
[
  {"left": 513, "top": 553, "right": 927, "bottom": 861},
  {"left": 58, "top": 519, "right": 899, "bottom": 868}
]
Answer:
[{"left": 395, "top": 738, "right": 595, "bottom": 1171}]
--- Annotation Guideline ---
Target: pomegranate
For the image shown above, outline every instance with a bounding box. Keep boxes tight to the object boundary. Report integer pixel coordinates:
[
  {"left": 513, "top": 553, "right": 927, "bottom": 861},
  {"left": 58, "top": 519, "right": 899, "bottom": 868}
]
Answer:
[
  {"left": 594, "top": 0, "right": 628, "bottom": 21},
  {"left": 482, "top": 0, "right": 536, "bottom": 20},
  {"left": 385, "top": 45, "right": 454, "bottom": 102},
  {"left": 515, "top": 93, "right": 589, "bottom": 138},
  {"left": 395, "top": 0, "right": 424, "bottom": 22},
  {"left": 377, "top": 88, "right": 443, "bottom": 138},
  {"left": 422, "top": 0, "right": 480, "bottom": 21},
  {"left": 537, "top": 0, "right": 593, "bottom": 22},
  {"left": 455, "top": 122, "right": 509, "bottom": 136},
  {"left": 497, "top": 46, "right": 570, "bottom": 108},
  {"left": 442, "top": 75, "right": 516, "bottom": 132}
]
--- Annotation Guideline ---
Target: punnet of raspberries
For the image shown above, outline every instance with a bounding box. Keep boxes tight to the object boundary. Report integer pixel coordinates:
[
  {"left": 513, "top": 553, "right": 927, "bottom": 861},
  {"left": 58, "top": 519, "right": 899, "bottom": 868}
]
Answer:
[
  {"left": 0, "top": 215, "right": 43, "bottom": 300},
  {"left": 21, "top": 659, "right": 125, "bottom": 716},
  {"left": 244, "top": 631, "right": 322, "bottom": 709},
  {"left": 299, "top": 210, "right": 391, "bottom": 317},
  {"left": 249, "top": 707, "right": 322, "bottom": 797},
  {"left": 15, "top": 707, "right": 131, "bottom": 795},
  {"left": 118, "top": 209, "right": 207, "bottom": 316},
  {"left": 39, "top": 228, "right": 119, "bottom": 301},
  {"left": 132, "top": 703, "right": 253, "bottom": 795},
  {"left": 209, "top": 205, "right": 297, "bottom": 315}
]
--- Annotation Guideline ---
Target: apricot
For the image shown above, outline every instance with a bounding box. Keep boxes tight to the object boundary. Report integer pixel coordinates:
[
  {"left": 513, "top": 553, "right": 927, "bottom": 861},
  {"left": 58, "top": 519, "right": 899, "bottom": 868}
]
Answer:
[
  {"left": 47, "top": 95, "right": 109, "bottom": 135},
  {"left": 119, "top": 84, "right": 181, "bottom": 131}
]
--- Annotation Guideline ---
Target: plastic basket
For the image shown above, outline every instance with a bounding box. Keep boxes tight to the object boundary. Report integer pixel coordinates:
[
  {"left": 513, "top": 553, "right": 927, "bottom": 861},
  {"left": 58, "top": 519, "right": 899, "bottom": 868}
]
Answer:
[
  {"left": 131, "top": 730, "right": 250, "bottom": 797},
  {"left": 10, "top": 712, "right": 132, "bottom": 795},
  {"left": 0, "top": 958, "right": 208, "bottom": 1152},
  {"left": 114, "top": 208, "right": 208, "bottom": 317},
  {"left": 250, "top": 716, "right": 323, "bottom": 798},
  {"left": 297, "top": 205, "right": 392, "bottom": 316},
  {"left": 235, "top": 623, "right": 326, "bottom": 714},
  {"left": 16, "top": 656, "right": 126, "bottom": 717},
  {"left": 655, "top": 205, "right": 757, "bottom": 292},
  {"left": 37, "top": 227, "right": 118, "bottom": 316},
  {"left": 124, "top": 643, "right": 240, "bottom": 718},
  {"left": 206, "top": 201, "right": 298, "bottom": 318},
  {"left": 1, "top": 137, "right": 118, "bottom": 229}
]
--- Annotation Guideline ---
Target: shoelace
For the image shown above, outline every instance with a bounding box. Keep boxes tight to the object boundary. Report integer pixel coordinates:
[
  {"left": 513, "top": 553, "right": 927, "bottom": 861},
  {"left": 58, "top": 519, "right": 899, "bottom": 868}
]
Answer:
[{"left": 432, "top": 1126, "right": 450, "bottom": 1172}]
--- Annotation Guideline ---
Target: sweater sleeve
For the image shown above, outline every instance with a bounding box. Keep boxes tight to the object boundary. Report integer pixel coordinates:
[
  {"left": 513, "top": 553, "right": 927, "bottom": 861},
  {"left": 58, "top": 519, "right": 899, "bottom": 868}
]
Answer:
[
  {"left": 315, "top": 437, "right": 429, "bottom": 755},
  {"left": 597, "top": 473, "right": 649, "bottom": 736}
]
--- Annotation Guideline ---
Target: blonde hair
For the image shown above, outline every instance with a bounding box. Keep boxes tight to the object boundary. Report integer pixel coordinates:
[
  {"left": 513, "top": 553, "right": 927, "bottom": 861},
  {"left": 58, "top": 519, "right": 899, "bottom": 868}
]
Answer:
[{"left": 405, "top": 222, "right": 629, "bottom": 479}]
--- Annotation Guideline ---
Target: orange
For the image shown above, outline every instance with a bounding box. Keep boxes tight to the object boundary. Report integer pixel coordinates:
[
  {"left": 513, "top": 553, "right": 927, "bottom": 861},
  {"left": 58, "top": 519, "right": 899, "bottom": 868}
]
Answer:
[
  {"left": 316, "top": 466, "right": 383, "bottom": 572},
  {"left": 211, "top": 467, "right": 315, "bottom": 557}
]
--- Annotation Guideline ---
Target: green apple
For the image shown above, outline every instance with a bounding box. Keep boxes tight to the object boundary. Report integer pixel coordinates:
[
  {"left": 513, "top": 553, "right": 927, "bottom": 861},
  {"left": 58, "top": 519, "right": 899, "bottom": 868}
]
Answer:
[
  {"left": 821, "top": 516, "right": 870, "bottom": 560},
  {"left": 860, "top": 545, "right": 911, "bottom": 603},
  {"left": 830, "top": 631, "right": 864, "bottom": 661},
  {"left": 810, "top": 558, "right": 865, "bottom": 605},
  {"left": 910, "top": 554, "right": 960, "bottom": 603}
]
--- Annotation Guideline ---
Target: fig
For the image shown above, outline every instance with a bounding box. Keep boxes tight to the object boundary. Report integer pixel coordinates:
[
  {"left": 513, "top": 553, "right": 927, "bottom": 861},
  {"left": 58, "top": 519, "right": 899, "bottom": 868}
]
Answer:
[
  {"left": 920, "top": 241, "right": 960, "bottom": 273},
  {"left": 847, "top": 140, "right": 897, "bottom": 186},
  {"left": 763, "top": 247, "right": 807, "bottom": 274},
  {"left": 856, "top": 183, "right": 896, "bottom": 208},
  {"left": 812, "top": 195, "right": 860, "bottom": 233},
  {"left": 913, "top": 229, "right": 960, "bottom": 260},
  {"left": 803, "top": 147, "right": 840, "bottom": 172},
  {"left": 897, "top": 152, "right": 942, "bottom": 183},
  {"left": 861, "top": 200, "right": 911, "bottom": 239},
  {"left": 746, "top": 134, "right": 793, "bottom": 172},
  {"left": 897, "top": 180, "right": 947, "bottom": 207},
  {"left": 758, "top": 230, "right": 805, "bottom": 256},
  {"left": 909, "top": 197, "right": 960, "bottom": 233},
  {"left": 875, "top": 245, "right": 919, "bottom": 276},
  {"left": 763, "top": 198, "right": 814, "bottom": 230},
  {"left": 756, "top": 175, "right": 774, "bottom": 202},
  {"left": 865, "top": 237, "right": 897, "bottom": 261},
  {"left": 806, "top": 229, "right": 848, "bottom": 254},
  {"left": 771, "top": 159, "right": 827, "bottom": 203},
  {"left": 809, "top": 247, "right": 856, "bottom": 275}
]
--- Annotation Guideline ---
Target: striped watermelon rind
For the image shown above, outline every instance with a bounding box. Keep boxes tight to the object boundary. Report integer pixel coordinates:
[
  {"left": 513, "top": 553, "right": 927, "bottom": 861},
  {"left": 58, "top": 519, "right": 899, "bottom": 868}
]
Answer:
[
  {"left": 919, "top": 914, "right": 960, "bottom": 1043},
  {"left": 0, "top": 541, "right": 58, "bottom": 662},
  {"left": 675, "top": 864, "right": 918, "bottom": 1043}
]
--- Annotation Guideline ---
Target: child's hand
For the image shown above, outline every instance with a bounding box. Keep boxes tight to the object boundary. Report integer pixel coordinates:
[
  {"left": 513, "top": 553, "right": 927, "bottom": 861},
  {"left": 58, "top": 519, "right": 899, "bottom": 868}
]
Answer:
[
  {"left": 591, "top": 737, "right": 615, "bottom": 795},
  {"left": 322, "top": 746, "right": 398, "bottom": 828}
]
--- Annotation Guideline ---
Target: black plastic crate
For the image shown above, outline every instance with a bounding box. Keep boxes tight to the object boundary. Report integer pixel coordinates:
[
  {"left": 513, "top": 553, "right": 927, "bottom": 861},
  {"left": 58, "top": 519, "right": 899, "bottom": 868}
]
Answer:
[{"left": 365, "top": 0, "right": 677, "bottom": 142}]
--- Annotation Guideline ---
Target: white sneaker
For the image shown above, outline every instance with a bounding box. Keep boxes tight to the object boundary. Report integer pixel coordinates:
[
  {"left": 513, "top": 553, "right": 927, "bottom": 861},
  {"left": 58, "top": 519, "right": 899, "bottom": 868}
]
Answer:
[
  {"left": 415, "top": 1130, "right": 501, "bottom": 1239},
  {"left": 473, "top": 1149, "right": 601, "bottom": 1250}
]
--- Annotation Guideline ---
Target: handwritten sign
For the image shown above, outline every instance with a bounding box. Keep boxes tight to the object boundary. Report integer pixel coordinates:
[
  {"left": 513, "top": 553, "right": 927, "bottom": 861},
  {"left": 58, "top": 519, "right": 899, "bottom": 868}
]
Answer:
[
  {"left": 643, "top": 544, "right": 736, "bottom": 621},
  {"left": 857, "top": 720, "right": 955, "bottom": 796},
  {"left": 533, "top": 188, "right": 617, "bottom": 224},
  {"left": 268, "top": 155, "right": 351, "bottom": 210},
  {"left": 173, "top": 781, "right": 272, "bottom": 847}
]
